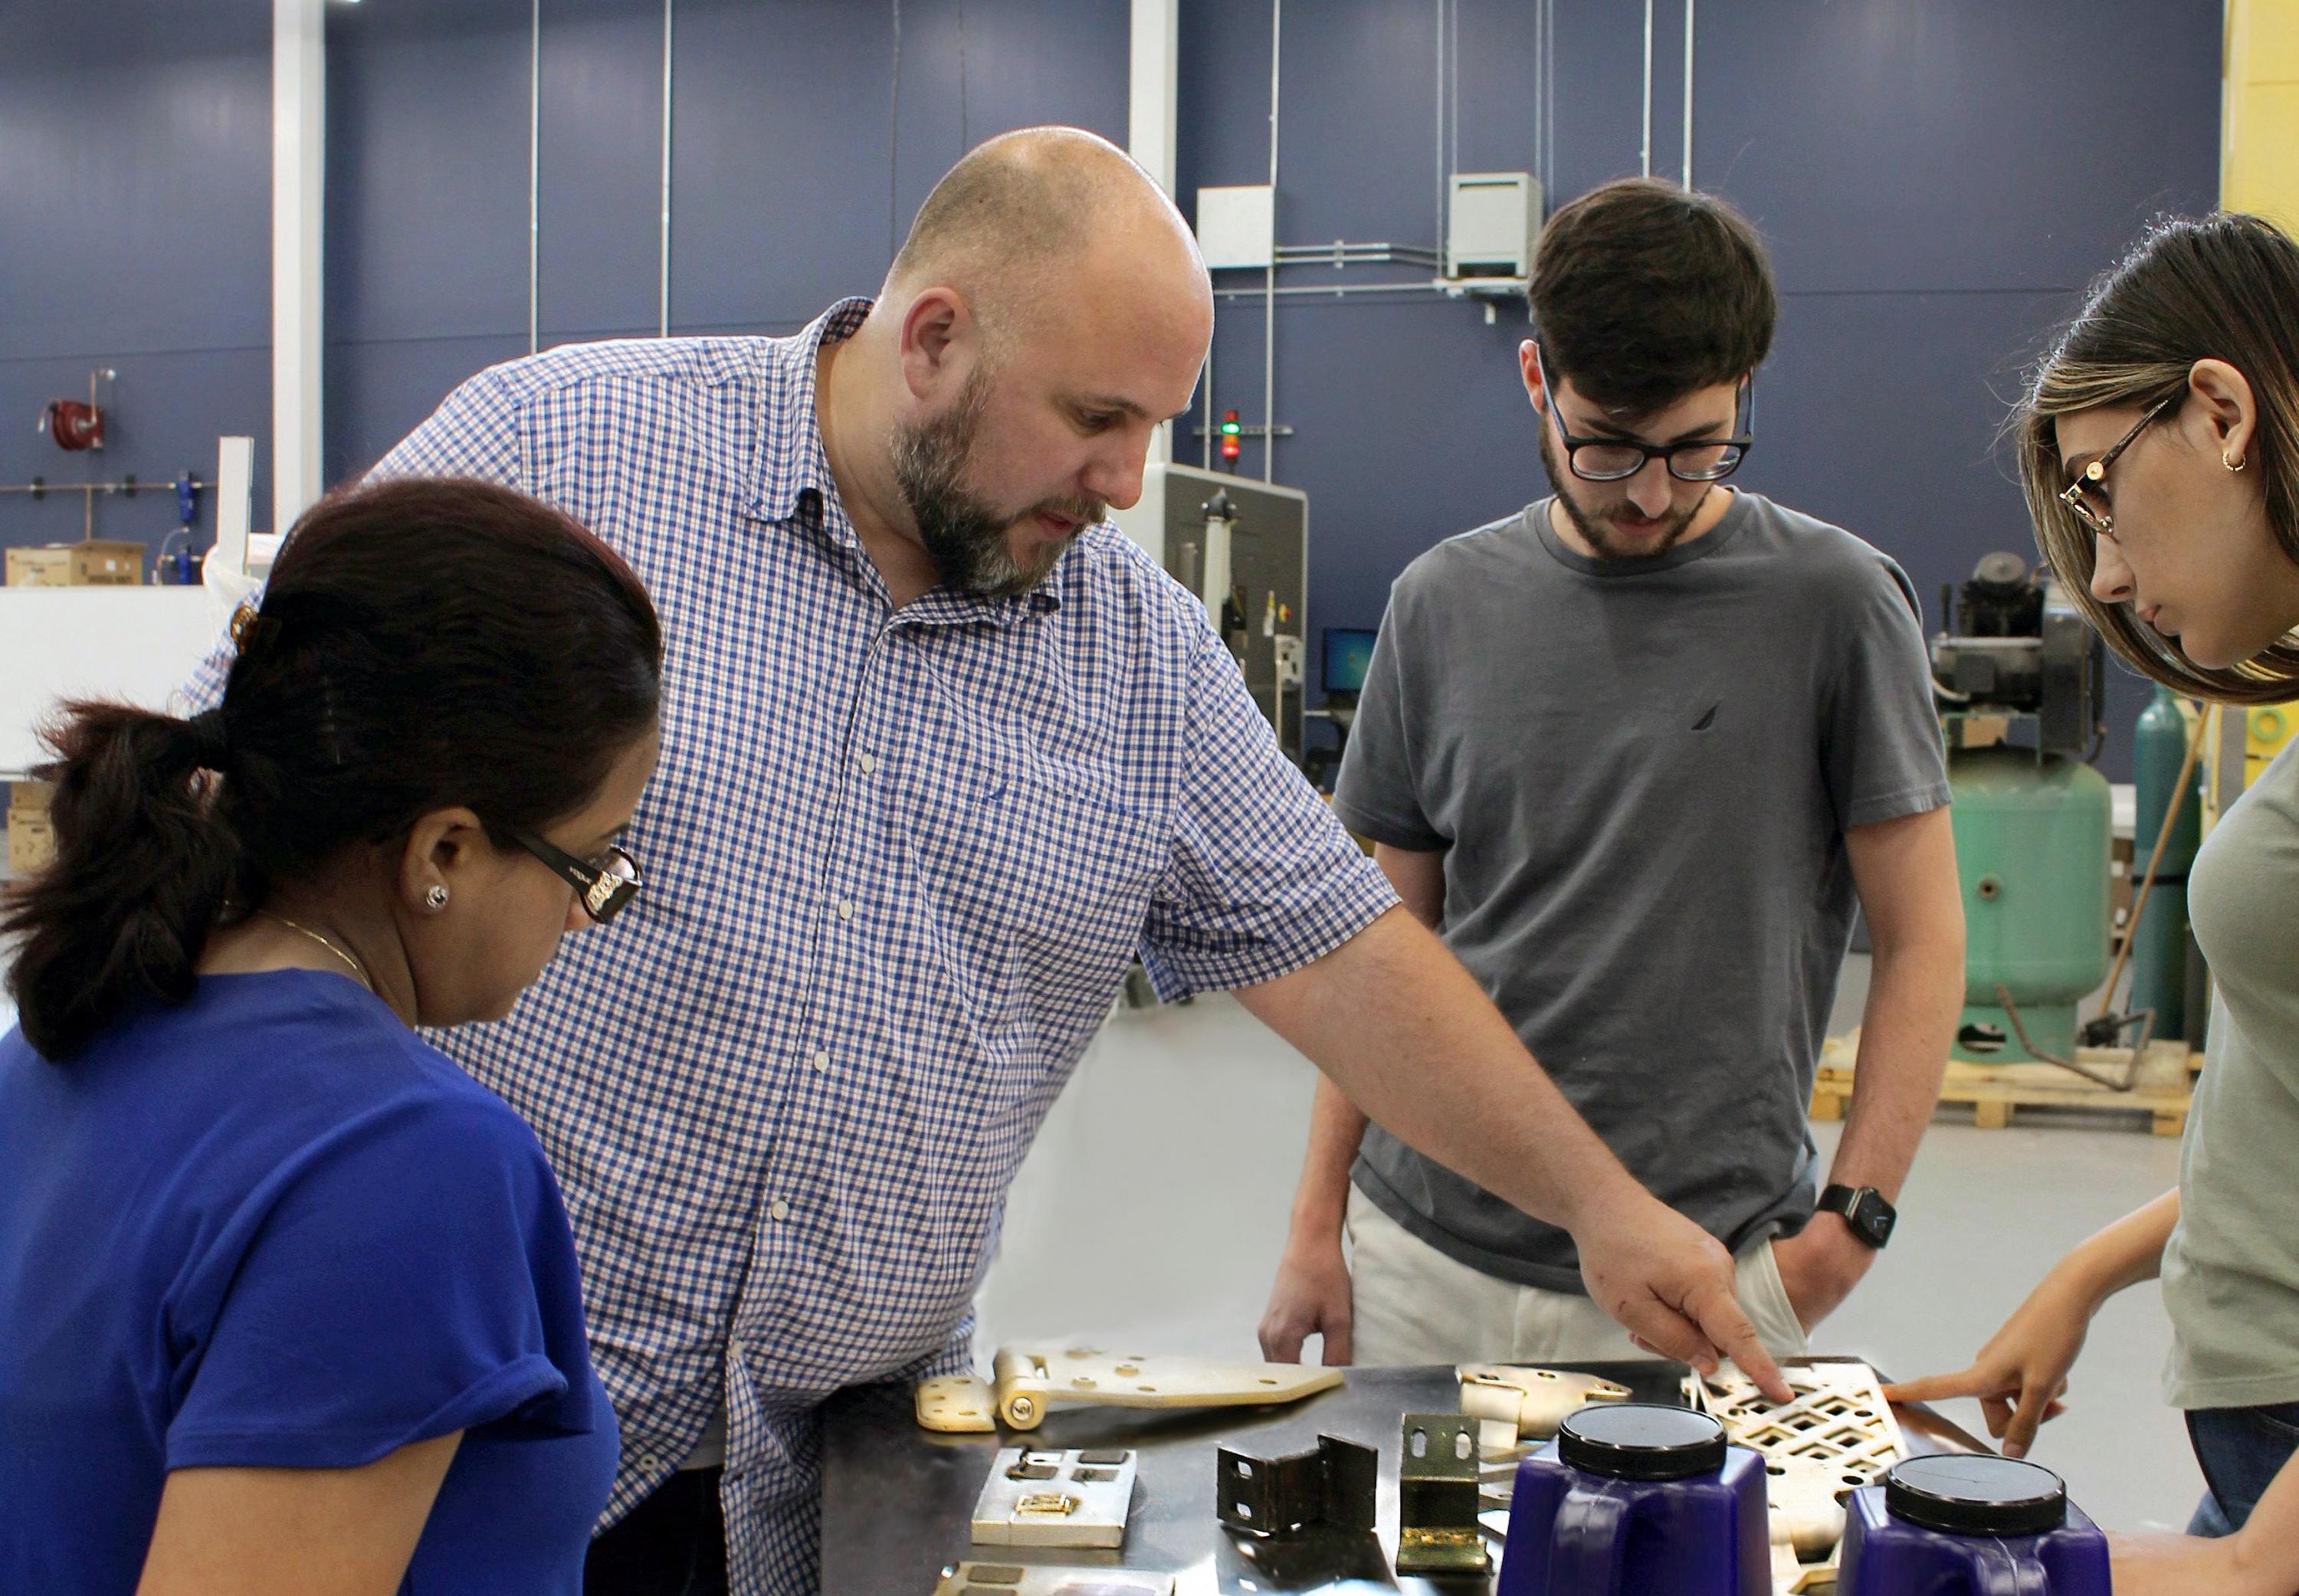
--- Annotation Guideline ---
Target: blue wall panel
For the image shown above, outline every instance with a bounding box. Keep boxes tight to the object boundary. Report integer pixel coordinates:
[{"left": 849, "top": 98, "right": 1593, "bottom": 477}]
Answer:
[
  {"left": 1180, "top": 0, "right": 2221, "bottom": 777},
  {"left": 0, "top": 0, "right": 271, "bottom": 552},
  {"left": 669, "top": 0, "right": 900, "bottom": 333},
  {"left": 326, "top": 0, "right": 532, "bottom": 486},
  {"left": 537, "top": 1, "right": 667, "bottom": 342},
  {"left": 0, "top": 0, "right": 2225, "bottom": 775}
]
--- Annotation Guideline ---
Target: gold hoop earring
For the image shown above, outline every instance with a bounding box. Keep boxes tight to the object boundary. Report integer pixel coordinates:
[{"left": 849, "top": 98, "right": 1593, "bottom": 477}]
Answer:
[{"left": 2225, "top": 452, "right": 2248, "bottom": 473}]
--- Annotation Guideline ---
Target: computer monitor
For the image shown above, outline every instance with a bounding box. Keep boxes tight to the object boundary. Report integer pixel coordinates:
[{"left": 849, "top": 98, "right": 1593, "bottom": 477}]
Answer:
[{"left": 1323, "top": 627, "right": 1378, "bottom": 697}]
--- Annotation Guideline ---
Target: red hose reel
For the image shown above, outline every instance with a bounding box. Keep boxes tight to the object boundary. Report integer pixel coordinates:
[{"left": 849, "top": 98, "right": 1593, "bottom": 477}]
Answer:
[{"left": 40, "top": 398, "right": 103, "bottom": 451}]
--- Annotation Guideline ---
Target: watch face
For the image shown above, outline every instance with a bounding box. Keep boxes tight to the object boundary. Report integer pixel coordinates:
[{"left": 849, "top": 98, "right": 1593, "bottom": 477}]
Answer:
[{"left": 1855, "top": 1195, "right": 1896, "bottom": 1247}]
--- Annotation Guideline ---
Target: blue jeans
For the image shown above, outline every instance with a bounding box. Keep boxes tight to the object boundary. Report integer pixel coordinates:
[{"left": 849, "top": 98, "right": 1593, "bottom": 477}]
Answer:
[{"left": 2187, "top": 1401, "right": 2299, "bottom": 1536}]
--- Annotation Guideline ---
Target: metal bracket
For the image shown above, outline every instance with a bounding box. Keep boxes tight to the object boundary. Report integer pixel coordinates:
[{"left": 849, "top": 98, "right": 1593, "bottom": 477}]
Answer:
[
  {"left": 1396, "top": 1413, "right": 1489, "bottom": 1575},
  {"left": 1215, "top": 1433, "right": 1376, "bottom": 1537}
]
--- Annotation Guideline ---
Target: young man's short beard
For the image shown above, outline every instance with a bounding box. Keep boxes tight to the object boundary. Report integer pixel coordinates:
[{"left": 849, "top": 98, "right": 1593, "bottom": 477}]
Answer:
[
  {"left": 1537, "top": 421, "right": 1706, "bottom": 562},
  {"left": 890, "top": 365, "right": 1096, "bottom": 599}
]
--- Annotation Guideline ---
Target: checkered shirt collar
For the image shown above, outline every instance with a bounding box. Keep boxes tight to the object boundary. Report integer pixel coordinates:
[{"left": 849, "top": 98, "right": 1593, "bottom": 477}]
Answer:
[{"left": 757, "top": 296, "right": 1063, "bottom": 629}]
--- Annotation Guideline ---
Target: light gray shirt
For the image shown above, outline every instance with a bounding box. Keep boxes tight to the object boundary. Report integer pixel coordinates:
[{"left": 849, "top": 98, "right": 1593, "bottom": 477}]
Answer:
[
  {"left": 1333, "top": 492, "right": 1950, "bottom": 1293},
  {"left": 2164, "top": 736, "right": 2299, "bottom": 1408}
]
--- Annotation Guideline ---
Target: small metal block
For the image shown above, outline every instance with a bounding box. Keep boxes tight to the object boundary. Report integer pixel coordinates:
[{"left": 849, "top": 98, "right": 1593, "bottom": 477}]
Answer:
[
  {"left": 1396, "top": 1413, "right": 1488, "bottom": 1575},
  {"left": 1216, "top": 1433, "right": 1376, "bottom": 1536},
  {"left": 972, "top": 1446, "right": 1136, "bottom": 1549}
]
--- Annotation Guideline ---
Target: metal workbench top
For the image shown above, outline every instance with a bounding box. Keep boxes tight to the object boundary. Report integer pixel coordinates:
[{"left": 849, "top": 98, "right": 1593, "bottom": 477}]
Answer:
[{"left": 821, "top": 1358, "right": 1983, "bottom": 1594}]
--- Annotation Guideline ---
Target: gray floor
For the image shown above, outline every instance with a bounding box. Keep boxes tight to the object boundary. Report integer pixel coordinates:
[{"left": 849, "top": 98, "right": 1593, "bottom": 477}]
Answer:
[{"left": 974, "top": 967, "right": 2201, "bottom": 1537}]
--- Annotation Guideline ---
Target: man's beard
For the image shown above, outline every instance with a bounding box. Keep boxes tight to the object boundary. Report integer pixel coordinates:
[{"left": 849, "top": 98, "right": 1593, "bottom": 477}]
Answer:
[
  {"left": 890, "top": 366, "right": 1101, "bottom": 599},
  {"left": 1537, "top": 421, "right": 1705, "bottom": 562}
]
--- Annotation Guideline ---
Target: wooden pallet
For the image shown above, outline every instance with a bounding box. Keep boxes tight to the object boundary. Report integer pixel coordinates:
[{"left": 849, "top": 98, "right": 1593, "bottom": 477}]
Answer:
[{"left": 1811, "top": 1034, "right": 2194, "bottom": 1136}]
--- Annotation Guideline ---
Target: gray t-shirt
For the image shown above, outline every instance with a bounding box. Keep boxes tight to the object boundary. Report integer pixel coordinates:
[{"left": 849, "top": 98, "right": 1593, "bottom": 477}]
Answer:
[
  {"left": 2163, "top": 737, "right": 2299, "bottom": 1409},
  {"left": 1334, "top": 491, "right": 1950, "bottom": 1293}
]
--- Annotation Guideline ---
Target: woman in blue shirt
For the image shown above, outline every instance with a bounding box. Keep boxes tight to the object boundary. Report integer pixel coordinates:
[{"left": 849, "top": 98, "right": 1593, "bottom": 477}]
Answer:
[{"left": 0, "top": 477, "right": 663, "bottom": 1595}]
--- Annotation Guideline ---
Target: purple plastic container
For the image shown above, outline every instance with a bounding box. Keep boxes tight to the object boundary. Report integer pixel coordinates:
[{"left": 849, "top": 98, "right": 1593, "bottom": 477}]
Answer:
[
  {"left": 1838, "top": 1455, "right": 2110, "bottom": 1596},
  {"left": 1497, "top": 1404, "right": 1771, "bottom": 1596}
]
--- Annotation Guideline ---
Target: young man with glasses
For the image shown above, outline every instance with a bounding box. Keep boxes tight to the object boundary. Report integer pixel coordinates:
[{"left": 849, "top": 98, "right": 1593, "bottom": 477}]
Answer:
[{"left": 1260, "top": 177, "right": 1967, "bottom": 1368}]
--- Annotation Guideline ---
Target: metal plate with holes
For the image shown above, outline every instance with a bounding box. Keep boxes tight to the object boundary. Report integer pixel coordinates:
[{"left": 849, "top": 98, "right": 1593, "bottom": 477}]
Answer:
[
  {"left": 931, "top": 1560, "right": 1174, "bottom": 1596},
  {"left": 972, "top": 1447, "right": 1138, "bottom": 1548},
  {"left": 1396, "top": 1413, "right": 1487, "bottom": 1575},
  {"left": 1457, "top": 1364, "right": 1633, "bottom": 1451},
  {"left": 1689, "top": 1362, "right": 1911, "bottom": 1589},
  {"left": 919, "top": 1375, "right": 1000, "bottom": 1433},
  {"left": 1215, "top": 1433, "right": 1376, "bottom": 1536},
  {"left": 986, "top": 1347, "right": 1343, "bottom": 1431}
]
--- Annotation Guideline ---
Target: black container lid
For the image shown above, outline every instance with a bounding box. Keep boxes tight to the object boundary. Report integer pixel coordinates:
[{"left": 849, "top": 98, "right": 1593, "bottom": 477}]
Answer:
[
  {"left": 1884, "top": 1455, "right": 2068, "bottom": 1537},
  {"left": 1556, "top": 1404, "right": 1727, "bottom": 1480}
]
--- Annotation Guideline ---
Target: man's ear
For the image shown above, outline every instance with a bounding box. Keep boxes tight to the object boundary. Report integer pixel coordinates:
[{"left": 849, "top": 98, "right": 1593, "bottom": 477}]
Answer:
[
  {"left": 898, "top": 286, "right": 979, "bottom": 405},
  {"left": 1519, "top": 339, "right": 1549, "bottom": 415}
]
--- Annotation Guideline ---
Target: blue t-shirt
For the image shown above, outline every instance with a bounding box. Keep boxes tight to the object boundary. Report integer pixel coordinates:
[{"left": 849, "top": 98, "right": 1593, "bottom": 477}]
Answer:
[{"left": 0, "top": 969, "right": 618, "bottom": 1594}]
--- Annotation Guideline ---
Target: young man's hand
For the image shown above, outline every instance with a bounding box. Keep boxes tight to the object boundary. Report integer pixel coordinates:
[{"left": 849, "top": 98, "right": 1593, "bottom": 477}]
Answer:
[
  {"left": 1258, "top": 1230, "right": 1354, "bottom": 1365},
  {"left": 1769, "top": 1214, "right": 1877, "bottom": 1330}
]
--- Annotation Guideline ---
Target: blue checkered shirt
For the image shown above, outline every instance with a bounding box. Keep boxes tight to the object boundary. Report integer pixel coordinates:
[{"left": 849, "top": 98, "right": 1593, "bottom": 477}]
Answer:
[{"left": 190, "top": 300, "right": 1395, "bottom": 1593}]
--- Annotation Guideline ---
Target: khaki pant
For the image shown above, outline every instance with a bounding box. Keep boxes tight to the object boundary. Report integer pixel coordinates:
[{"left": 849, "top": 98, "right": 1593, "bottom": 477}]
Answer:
[{"left": 1345, "top": 1185, "right": 1810, "bottom": 1365}]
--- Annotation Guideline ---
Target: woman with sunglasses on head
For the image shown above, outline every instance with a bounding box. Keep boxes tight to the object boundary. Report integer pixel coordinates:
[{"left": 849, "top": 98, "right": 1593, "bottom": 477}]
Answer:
[
  {"left": 0, "top": 477, "right": 661, "bottom": 1595},
  {"left": 1886, "top": 212, "right": 2299, "bottom": 1596}
]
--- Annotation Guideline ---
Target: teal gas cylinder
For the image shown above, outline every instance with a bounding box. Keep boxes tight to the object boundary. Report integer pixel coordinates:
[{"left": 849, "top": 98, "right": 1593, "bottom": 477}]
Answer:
[
  {"left": 2129, "top": 686, "right": 2202, "bottom": 1045},
  {"left": 1950, "top": 746, "right": 2113, "bottom": 1063}
]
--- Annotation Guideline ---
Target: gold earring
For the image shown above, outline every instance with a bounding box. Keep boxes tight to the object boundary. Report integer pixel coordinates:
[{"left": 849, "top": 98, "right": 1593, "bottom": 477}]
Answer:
[{"left": 2225, "top": 451, "right": 2248, "bottom": 473}]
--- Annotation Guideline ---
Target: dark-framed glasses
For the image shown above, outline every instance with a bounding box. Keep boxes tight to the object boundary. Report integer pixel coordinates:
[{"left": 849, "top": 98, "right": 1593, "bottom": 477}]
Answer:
[
  {"left": 2059, "top": 395, "right": 2176, "bottom": 539},
  {"left": 507, "top": 828, "right": 644, "bottom": 923},
  {"left": 1536, "top": 345, "right": 1756, "bottom": 483}
]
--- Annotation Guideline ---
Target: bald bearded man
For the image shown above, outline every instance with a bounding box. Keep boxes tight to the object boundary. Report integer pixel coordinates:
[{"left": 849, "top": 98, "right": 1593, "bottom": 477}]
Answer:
[{"left": 202, "top": 129, "right": 1787, "bottom": 1594}]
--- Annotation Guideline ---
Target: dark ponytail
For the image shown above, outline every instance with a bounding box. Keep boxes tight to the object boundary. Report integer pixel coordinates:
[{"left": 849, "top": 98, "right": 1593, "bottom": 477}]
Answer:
[
  {"left": 3, "top": 707, "right": 244, "bottom": 1058},
  {"left": 3, "top": 477, "right": 663, "bottom": 1060}
]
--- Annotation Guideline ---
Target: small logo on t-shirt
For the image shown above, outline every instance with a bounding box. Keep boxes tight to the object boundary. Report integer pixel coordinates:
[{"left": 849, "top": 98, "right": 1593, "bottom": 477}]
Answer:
[{"left": 1691, "top": 703, "right": 1719, "bottom": 732}]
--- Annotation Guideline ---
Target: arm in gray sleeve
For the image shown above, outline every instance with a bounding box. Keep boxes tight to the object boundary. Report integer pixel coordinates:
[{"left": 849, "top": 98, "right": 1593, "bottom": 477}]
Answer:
[
  {"left": 1824, "top": 555, "right": 1953, "bottom": 831},
  {"left": 1330, "top": 595, "right": 1448, "bottom": 850}
]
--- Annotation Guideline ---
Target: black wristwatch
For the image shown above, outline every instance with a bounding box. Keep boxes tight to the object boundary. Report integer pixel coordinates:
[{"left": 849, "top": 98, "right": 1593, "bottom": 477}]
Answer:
[{"left": 1817, "top": 1185, "right": 1897, "bottom": 1250}]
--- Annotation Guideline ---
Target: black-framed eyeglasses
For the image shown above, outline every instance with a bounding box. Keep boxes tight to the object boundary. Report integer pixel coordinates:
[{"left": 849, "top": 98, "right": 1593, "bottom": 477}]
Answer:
[
  {"left": 1535, "top": 345, "right": 1756, "bottom": 483},
  {"left": 2058, "top": 395, "right": 2176, "bottom": 539},
  {"left": 506, "top": 828, "right": 644, "bottom": 923}
]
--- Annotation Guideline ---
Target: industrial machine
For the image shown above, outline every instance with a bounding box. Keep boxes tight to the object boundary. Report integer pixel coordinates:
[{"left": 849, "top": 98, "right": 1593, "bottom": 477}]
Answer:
[
  {"left": 1932, "top": 553, "right": 2114, "bottom": 1065},
  {"left": 1111, "top": 463, "right": 1308, "bottom": 765}
]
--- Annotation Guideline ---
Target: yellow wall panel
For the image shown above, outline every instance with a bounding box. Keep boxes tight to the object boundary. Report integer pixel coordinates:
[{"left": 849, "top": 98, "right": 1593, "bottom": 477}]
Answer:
[{"left": 2225, "top": 0, "right": 2299, "bottom": 226}]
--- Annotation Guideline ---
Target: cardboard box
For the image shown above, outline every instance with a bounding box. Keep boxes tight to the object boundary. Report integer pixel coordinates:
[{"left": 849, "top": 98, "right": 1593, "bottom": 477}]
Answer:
[
  {"left": 5, "top": 781, "right": 54, "bottom": 875},
  {"left": 6, "top": 540, "right": 146, "bottom": 587},
  {"left": 6, "top": 808, "right": 54, "bottom": 875}
]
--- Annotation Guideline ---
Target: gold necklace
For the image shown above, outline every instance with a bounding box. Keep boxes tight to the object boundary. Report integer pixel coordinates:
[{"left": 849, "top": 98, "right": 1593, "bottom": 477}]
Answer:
[{"left": 257, "top": 910, "right": 374, "bottom": 991}]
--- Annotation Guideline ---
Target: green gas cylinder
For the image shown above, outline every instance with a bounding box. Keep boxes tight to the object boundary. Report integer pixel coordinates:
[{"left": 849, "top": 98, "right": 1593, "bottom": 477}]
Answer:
[
  {"left": 2130, "top": 686, "right": 2202, "bottom": 1044},
  {"left": 1950, "top": 746, "right": 2113, "bottom": 1063}
]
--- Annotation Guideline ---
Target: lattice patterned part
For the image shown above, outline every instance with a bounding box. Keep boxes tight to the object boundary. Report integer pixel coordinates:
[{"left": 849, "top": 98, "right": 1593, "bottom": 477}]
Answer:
[{"left": 1693, "top": 1363, "right": 1907, "bottom": 1491}]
